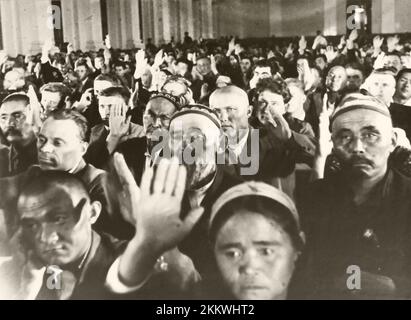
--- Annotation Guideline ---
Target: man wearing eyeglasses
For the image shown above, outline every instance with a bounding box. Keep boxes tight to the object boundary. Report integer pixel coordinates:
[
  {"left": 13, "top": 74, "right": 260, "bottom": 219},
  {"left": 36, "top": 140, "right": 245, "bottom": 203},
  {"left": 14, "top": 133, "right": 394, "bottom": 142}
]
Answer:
[{"left": 0, "top": 93, "right": 38, "bottom": 177}]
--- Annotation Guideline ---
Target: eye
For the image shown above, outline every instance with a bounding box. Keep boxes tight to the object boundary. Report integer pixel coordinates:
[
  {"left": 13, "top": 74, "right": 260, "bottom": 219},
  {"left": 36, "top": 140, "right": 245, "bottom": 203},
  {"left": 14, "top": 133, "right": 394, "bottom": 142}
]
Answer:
[
  {"left": 53, "top": 215, "right": 67, "bottom": 224},
  {"left": 22, "top": 220, "right": 38, "bottom": 231},
  {"left": 53, "top": 140, "right": 64, "bottom": 147},
  {"left": 224, "top": 249, "right": 242, "bottom": 260},
  {"left": 258, "top": 247, "right": 275, "bottom": 256}
]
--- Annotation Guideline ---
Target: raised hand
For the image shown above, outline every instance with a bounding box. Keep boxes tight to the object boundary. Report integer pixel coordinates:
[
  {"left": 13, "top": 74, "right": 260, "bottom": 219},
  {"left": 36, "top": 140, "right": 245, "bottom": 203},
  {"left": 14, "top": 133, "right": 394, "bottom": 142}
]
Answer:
[
  {"left": 265, "top": 106, "right": 292, "bottom": 142},
  {"left": 325, "top": 46, "right": 338, "bottom": 63},
  {"left": 227, "top": 37, "right": 236, "bottom": 55},
  {"left": 348, "top": 29, "right": 359, "bottom": 42},
  {"left": 285, "top": 43, "right": 294, "bottom": 58},
  {"left": 134, "top": 49, "right": 147, "bottom": 79},
  {"left": 75, "top": 88, "right": 93, "bottom": 112},
  {"left": 153, "top": 49, "right": 165, "bottom": 68},
  {"left": 267, "top": 50, "right": 275, "bottom": 60},
  {"left": 373, "top": 52, "right": 385, "bottom": 69},
  {"left": 338, "top": 36, "right": 346, "bottom": 50},
  {"left": 210, "top": 54, "right": 218, "bottom": 75},
  {"left": 373, "top": 35, "right": 384, "bottom": 52},
  {"left": 108, "top": 103, "right": 131, "bottom": 139},
  {"left": 25, "top": 85, "right": 43, "bottom": 132},
  {"left": 105, "top": 34, "right": 112, "bottom": 50},
  {"left": 133, "top": 157, "right": 203, "bottom": 253},
  {"left": 299, "top": 36, "right": 307, "bottom": 53},
  {"left": 67, "top": 43, "right": 74, "bottom": 55},
  {"left": 0, "top": 50, "right": 8, "bottom": 66},
  {"left": 387, "top": 35, "right": 400, "bottom": 52}
]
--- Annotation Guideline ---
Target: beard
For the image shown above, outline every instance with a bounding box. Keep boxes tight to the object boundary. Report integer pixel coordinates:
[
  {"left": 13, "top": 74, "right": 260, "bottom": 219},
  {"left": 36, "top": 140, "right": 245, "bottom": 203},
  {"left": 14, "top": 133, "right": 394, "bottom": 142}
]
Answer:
[{"left": 185, "top": 161, "right": 216, "bottom": 190}]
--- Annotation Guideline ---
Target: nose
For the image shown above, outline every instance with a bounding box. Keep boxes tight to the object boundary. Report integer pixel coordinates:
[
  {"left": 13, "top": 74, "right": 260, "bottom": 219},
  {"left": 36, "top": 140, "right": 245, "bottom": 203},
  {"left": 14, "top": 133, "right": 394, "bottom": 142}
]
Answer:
[
  {"left": 219, "top": 109, "right": 229, "bottom": 123},
  {"left": 239, "top": 251, "right": 259, "bottom": 275},
  {"left": 39, "top": 140, "right": 54, "bottom": 153},
  {"left": 38, "top": 224, "right": 59, "bottom": 245},
  {"left": 350, "top": 136, "right": 365, "bottom": 154},
  {"left": 6, "top": 117, "right": 16, "bottom": 127},
  {"left": 153, "top": 116, "right": 162, "bottom": 128}
]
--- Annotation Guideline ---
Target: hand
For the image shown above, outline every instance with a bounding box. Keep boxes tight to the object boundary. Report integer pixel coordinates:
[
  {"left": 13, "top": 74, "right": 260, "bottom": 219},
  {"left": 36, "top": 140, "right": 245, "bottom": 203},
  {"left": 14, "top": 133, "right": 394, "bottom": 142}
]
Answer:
[
  {"left": 104, "top": 47, "right": 112, "bottom": 63},
  {"left": 76, "top": 88, "right": 93, "bottom": 112},
  {"left": 25, "top": 85, "right": 43, "bottom": 133},
  {"left": 67, "top": 43, "right": 74, "bottom": 55},
  {"left": 200, "top": 83, "right": 209, "bottom": 99},
  {"left": 285, "top": 43, "right": 294, "bottom": 58},
  {"left": 105, "top": 34, "right": 112, "bottom": 49},
  {"left": 394, "top": 128, "right": 411, "bottom": 149},
  {"left": 210, "top": 54, "right": 218, "bottom": 75},
  {"left": 227, "top": 37, "right": 236, "bottom": 54},
  {"left": 129, "top": 83, "right": 139, "bottom": 108},
  {"left": 317, "top": 112, "right": 333, "bottom": 158},
  {"left": 85, "top": 56, "right": 94, "bottom": 70},
  {"left": 265, "top": 106, "right": 292, "bottom": 142},
  {"left": 153, "top": 49, "right": 165, "bottom": 68},
  {"left": 325, "top": 46, "right": 338, "bottom": 63},
  {"left": 373, "top": 52, "right": 385, "bottom": 69},
  {"left": 401, "top": 55, "right": 411, "bottom": 69},
  {"left": 348, "top": 29, "right": 359, "bottom": 42},
  {"left": 387, "top": 35, "right": 399, "bottom": 52},
  {"left": 0, "top": 50, "right": 8, "bottom": 66},
  {"left": 373, "top": 35, "right": 384, "bottom": 51},
  {"left": 299, "top": 36, "right": 307, "bottom": 52},
  {"left": 234, "top": 43, "right": 243, "bottom": 55},
  {"left": 192, "top": 52, "right": 197, "bottom": 65},
  {"left": 338, "top": 36, "right": 346, "bottom": 50},
  {"left": 267, "top": 50, "right": 275, "bottom": 60},
  {"left": 108, "top": 103, "right": 131, "bottom": 139},
  {"left": 129, "top": 157, "right": 204, "bottom": 253},
  {"left": 134, "top": 49, "right": 147, "bottom": 79}
]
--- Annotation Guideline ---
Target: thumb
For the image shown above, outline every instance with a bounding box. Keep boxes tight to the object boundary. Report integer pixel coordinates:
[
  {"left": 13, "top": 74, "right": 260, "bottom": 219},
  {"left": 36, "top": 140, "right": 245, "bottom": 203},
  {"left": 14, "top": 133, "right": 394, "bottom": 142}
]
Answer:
[{"left": 182, "top": 207, "right": 204, "bottom": 234}]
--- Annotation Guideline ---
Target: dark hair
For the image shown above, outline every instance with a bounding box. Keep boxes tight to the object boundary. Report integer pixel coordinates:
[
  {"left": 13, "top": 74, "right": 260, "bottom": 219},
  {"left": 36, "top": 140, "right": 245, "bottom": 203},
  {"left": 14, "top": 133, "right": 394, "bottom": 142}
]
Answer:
[
  {"left": 255, "top": 77, "right": 291, "bottom": 104},
  {"left": 314, "top": 54, "right": 327, "bottom": 63},
  {"left": 94, "top": 74, "right": 122, "bottom": 86},
  {"left": 19, "top": 170, "right": 90, "bottom": 206},
  {"left": 345, "top": 62, "right": 365, "bottom": 75},
  {"left": 209, "top": 195, "right": 303, "bottom": 252},
  {"left": 113, "top": 60, "right": 127, "bottom": 69},
  {"left": 176, "top": 58, "right": 193, "bottom": 73},
  {"left": 40, "top": 82, "right": 72, "bottom": 102},
  {"left": 47, "top": 109, "right": 89, "bottom": 142},
  {"left": 396, "top": 68, "right": 411, "bottom": 81},
  {"left": 253, "top": 59, "right": 279, "bottom": 76},
  {"left": 1, "top": 93, "right": 30, "bottom": 108},
  {"left": 99, "top": 86, "right": 131, "bottom": 105}
]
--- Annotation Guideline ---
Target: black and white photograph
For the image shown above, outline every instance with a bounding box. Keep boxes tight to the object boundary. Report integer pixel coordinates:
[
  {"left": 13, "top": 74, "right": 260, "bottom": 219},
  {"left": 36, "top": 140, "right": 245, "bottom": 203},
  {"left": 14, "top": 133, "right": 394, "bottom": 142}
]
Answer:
[{"left": 0, "top": 0, "right": 410, "bottom": 307}]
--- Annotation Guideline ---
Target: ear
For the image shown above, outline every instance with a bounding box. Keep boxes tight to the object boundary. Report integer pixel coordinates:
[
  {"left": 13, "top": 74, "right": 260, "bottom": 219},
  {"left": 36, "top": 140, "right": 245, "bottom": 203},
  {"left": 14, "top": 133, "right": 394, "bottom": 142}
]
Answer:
[
  {"left": 247, "top": 105, "right": 253, "bottom": 118},
  {"left": 391, "top": 128, "right": 399, "bottom": 151},
  {"left": 81, "top": 141, "right": 89, "bottom": 156},
  {"left": 89, "top": 201, "right": 102, "bottom": 225}
]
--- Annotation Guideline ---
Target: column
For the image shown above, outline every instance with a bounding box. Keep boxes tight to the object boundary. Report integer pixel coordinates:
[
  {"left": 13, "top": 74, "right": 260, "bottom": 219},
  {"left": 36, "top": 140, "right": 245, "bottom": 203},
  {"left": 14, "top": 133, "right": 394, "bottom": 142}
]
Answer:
[
  {"left": 323, "top": 0, "right": 338, "bottom": 35},
  {"left": 130, "top": 0, "right": 143, "bottom": 47},
  {"left": 380, "top": 0, "right": 395, "bottom": 34}
]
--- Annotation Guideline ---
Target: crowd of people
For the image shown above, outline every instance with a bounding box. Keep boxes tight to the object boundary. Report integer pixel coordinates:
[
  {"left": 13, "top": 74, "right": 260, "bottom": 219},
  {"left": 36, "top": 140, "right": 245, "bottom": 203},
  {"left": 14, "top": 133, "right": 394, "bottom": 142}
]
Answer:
[{"left": 1, "top": 27, "right": 411, "bottom": 299}]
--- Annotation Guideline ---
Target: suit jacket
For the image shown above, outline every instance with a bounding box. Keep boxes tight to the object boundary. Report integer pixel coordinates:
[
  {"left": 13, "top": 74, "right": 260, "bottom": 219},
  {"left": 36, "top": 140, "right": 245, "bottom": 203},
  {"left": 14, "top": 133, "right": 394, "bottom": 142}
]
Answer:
[{"left": 0, "top": 138, "right": 38, "bottom": 178}]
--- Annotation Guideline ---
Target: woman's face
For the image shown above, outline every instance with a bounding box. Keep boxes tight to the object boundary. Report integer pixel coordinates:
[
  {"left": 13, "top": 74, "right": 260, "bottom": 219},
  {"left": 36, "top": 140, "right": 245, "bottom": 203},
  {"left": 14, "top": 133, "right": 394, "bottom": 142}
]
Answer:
[{"left": 214, "top": 211, "right": 299, "bottom": 300}]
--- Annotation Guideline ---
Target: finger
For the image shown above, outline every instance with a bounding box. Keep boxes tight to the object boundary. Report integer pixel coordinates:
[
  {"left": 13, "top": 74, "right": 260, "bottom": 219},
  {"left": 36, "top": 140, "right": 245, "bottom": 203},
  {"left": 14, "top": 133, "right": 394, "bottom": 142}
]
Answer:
[
  {"left": 113, "top": 153, "right": 135, "bottom": 187},
  {"left": 182, "top": 207, "right": 204, "bottom": 234},
  {"left": 174, "top": 165, "right": 187, "bottom": 201},
  {"left": 164, "top": 157, "right": 179, "bottom": 195},
  {"left": 153, "top": 159, "right": 169, "bottom": 193},
  {"left": 125, "top": 115, "right": 131, "bottom": 126},
  {"left": 140, "top": 166, "right": 154, "bottom": 197}
]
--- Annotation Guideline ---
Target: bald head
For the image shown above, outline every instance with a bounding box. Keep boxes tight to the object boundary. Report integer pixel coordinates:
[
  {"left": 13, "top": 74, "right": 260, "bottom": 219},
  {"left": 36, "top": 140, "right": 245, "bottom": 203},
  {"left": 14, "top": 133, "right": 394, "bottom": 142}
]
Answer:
[{"left": 209, "top": 86, "right": 251, "bottom": 134}]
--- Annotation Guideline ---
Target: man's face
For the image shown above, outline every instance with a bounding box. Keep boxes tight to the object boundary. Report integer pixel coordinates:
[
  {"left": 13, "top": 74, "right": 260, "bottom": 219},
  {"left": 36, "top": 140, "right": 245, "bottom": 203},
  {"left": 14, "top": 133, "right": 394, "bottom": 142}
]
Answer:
[
  {"left": 326, "top": 67, "right": 347, "bottom": 92},
  {"left": 18, "top": 188, "right": 93, "bottom": 266},
  {"left": 253, "top": 67, "right": 272, "bottom": 81},
  {"left": 332, "top": 109, "right": 396, "bottom": 179},
  {"left": 210, "top": 91, "right": 250, "bottom": 138},
  {"left": 143, "top": 98, "right": 176, "bottom": 141},
  {"left": 176, "top": 62, "right": 188, "bottom": 77},
  {"left": 76, "top": 66, "right": 88, "bottom": 81},
  {"left": 196, "top": 58, "right": 211, "bottom": 76},
  {"left": 367, "top": 74, "right": 396, "bottom": 106},
  {"left": 94, "top": 80, "right": 112, "bottom": 97},
  {"left": 41, "top": 91, "right": 63, "bottom": 114},
  {"left": 98, "top": 95, "right": 126, "bottom": 126},
  {"left": 395, "top": 72, "right": 411, "bottom": 101},
  {"left": 383, "top": 55, "right": 402, "bottom": 73},
  {"left": 141, "top": 69, "right": 153, "bottom": 88},
  {"left": 286, "top": 85, "right": 306, "bottom": 116},
  {"left": 315, "top": 57, "right": 327, "bottom": 71},
  {"left": 169, "top": 114, "right": 219, "bottom": 190},
  {"left": 0, "top": 101, "right": 31, "bottom": 144},
  {"left": 346, "top": 67, "right": 364, "bottom": 91},
  {"left": 115, "top": 66, "right": 126, "bottom": 78},
  {"left": 3, "top": 71, "right": 25, "bottom": 91},
  {"left": 240, "top": 59, "right": 252, "bottom": 74},
  {"left": 215, "top": 211, "right": 298, "bottom": 300},
  {"left": 37, "top": 118, "right": 87, "bottom": 171},
  {"left": 94, "top": 57, "right": 104, "bottom": 70},
  {"left": 257, "top": 90, "right": 286, "bottom": 125}
]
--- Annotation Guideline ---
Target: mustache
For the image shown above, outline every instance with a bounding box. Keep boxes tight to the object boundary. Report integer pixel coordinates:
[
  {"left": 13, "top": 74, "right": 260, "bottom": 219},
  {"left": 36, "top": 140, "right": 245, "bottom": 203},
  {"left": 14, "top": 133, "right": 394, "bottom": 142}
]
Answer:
[{"left": 4, "top": 128, "right": 22, "bottom": 137}]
